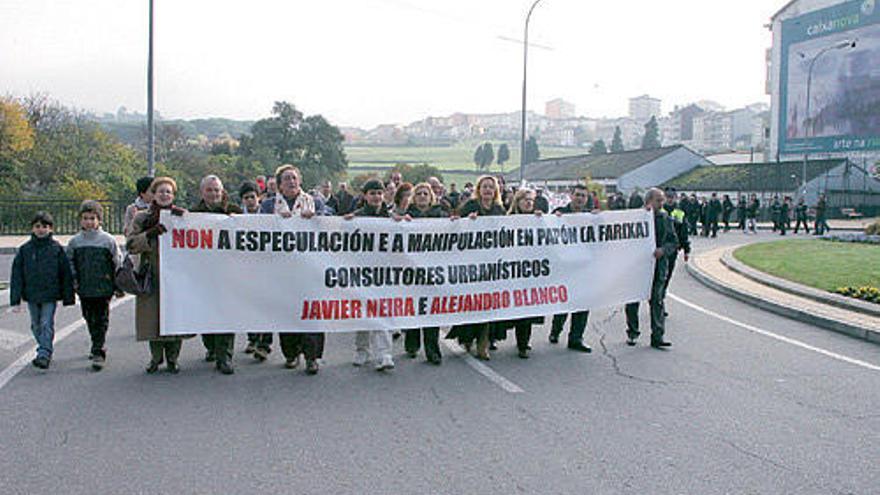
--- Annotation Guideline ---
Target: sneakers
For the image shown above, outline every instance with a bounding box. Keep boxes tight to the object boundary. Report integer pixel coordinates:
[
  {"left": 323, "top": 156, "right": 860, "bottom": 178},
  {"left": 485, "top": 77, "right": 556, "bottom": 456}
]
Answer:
[
  {"left": 517, "top": 348, "right": 530, "bottom": 359},
  {"left": 253, "top": 347, "right": 269, "bottom": 362},
  {"left": 146, "top": 359, "right": 162, "bottom": 374},
  {"left": 549, "top": 333, "right": 560, "bottom": 344},
  {"left": 427, "top": 354, "right": 442, "bottom": 365},
  {"left": 216, "top": 360, "right": 235, "bottom": 375},
  {"left": 32, "top": 356, "right": 50, "bottom": 369},
  {"left": 205, "top": 351, "right": 216, "bottom": 362},
  {"left": 306, "top": 359, "right": 319, "bottom": 375},
  {"left": 167, "top": 362, "right": 180, "bottom": 374},
  {"left": 284, "top": 355, "right": 300, "bottom": 369},
  {"left": 406, "top": 350, "right": 418, "bottom": 359},
  {"left": 91, "top": 354, "right": 106, "bottom": 371},
  {"left": 244, "top": 342, "right": 256, "bottom": 354},
  {"left": 353, "top": 350, "right": 370, "bottom": 367},
  {"left": 376, "top": 355, "right": 395, "bottom": 372}
]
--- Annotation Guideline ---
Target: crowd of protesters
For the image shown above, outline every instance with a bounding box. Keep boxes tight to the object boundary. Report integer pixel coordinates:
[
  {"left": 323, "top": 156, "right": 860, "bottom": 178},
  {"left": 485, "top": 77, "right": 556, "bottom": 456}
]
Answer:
[
  {"left": 609, "top": 190, "right": 833, "bottom": 239},
  {"left": 17, "top": 164, "right": 788, "bottom": 376}
]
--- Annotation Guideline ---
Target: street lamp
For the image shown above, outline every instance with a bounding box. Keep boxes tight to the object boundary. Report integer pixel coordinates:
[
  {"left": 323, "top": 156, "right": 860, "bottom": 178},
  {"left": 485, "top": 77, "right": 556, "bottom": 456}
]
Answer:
[
  {"left": 519, "top": 0, "right": 544, "bottom": 183},
  {"left": 798, "top": 38, "right": 856, "bottom": 191},
  {"left": 147, "top": 0, "right": 155, "bottom": 177}
]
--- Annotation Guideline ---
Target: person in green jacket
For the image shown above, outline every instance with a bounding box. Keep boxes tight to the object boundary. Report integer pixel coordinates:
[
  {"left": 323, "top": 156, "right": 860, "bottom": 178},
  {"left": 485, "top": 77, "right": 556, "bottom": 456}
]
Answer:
[{"left": 624, "top": 188, "right": 679, "bottom": 349}]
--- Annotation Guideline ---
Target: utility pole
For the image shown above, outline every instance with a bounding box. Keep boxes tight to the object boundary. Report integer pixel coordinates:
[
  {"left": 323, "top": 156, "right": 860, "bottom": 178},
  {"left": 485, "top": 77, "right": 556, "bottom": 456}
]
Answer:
[
  {"left": 147, "top": 0, "right": 155, "bottom": 177},
  {"left": 519, "top": 0, "right": 544, "bottom": 183}
]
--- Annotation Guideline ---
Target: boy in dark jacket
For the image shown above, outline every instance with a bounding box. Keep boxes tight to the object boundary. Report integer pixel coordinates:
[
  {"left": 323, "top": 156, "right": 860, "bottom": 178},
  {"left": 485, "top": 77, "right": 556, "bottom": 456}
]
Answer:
[
  {"left": 10, "top": 212, "right": 76, "bottom": 369},
  {"left": 66, "top": 201, "right": 124, "bottom": 370}
]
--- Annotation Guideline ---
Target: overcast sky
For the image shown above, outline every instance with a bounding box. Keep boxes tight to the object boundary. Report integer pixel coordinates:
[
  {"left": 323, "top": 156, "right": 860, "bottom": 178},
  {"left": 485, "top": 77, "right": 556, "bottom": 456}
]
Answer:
[{"left": 1, "top": 0, "right": 782, "bottom": 128}]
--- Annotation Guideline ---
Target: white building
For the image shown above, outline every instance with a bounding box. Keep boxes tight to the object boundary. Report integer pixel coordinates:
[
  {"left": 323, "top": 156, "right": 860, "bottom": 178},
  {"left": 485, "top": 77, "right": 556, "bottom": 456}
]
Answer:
[{"left": 628, "top": 95, "right": 662, "bottom": 125}]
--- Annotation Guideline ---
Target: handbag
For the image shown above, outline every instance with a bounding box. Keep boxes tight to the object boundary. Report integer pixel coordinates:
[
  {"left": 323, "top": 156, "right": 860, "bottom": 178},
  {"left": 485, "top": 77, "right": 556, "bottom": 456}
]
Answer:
[{"left": 115, "top": 255, "right": 153, "bottom": 296}]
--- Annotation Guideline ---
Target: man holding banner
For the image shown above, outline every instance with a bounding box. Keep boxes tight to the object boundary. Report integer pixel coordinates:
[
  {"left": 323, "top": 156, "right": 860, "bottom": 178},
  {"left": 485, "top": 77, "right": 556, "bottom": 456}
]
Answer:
[
  {"left": 192, "top": 175, "right": 243, "bottom": 375},
  {"left": 549, "top": 184, "right": 596, "bottom": 353},
  {"left": 259, "top": 164, "right": 324, "bottom": 375},
  {"left": 624, "top": 188, "right": 678, "bottom": 349}
]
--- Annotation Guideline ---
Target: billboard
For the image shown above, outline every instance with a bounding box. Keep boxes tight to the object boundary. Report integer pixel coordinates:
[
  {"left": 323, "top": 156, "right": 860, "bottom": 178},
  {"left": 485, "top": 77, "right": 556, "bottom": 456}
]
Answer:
[{"left": 780, "top": 0, "right": 880, "bottom": 154}]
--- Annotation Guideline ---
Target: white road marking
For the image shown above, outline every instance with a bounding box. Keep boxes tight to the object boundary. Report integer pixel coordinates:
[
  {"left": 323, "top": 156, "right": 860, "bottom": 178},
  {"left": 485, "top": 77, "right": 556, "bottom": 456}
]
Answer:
[
  {"left": 440, "top": 339, "right": 525, "bottom": 394},
  {"left": 0, "top": 296, "right": 133, "bottom": 391},
  {"left": 668, "top": 292, "right": 880, "bottom": 372},
  {"left": 0, "top": 329, "right": 31, "bottom": 350}
]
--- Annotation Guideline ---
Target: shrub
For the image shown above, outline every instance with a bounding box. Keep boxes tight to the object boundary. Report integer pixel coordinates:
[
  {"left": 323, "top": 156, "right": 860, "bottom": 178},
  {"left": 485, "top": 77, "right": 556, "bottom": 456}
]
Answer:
[
  {"left": 866, "top": 221, "right": 880, "bottom": 236},
  {"left": 835, "top": 286, "right": 880, "bottom": 304}
]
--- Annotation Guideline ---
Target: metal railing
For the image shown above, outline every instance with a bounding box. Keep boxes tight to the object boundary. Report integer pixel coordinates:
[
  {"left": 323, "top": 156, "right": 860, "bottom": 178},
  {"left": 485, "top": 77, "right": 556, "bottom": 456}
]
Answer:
[{"left": 0, "top": 200, "right": 130, "bottom": 235}]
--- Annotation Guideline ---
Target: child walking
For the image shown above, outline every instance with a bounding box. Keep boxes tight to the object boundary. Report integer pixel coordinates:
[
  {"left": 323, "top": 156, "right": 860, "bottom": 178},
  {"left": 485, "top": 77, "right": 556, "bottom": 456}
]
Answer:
[
  {"left": 10, "top": 212, "right": 76, "bottom": 369},
  {"left": 66, "top": 201, "right": 124, "bottom": 370}
]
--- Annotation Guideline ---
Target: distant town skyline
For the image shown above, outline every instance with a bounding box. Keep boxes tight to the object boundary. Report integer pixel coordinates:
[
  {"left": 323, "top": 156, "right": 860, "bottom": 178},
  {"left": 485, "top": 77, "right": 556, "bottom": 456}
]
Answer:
[{"left": 2, "top": 0, "right": 780, "bottom": 128}]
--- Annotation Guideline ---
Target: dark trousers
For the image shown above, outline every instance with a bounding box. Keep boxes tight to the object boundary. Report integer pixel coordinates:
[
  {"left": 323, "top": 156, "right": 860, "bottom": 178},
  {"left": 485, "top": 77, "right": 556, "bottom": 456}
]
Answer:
[
  {"left": 202, "top": 334, "right": 235, "bottom": 363},
  {"left": 814, "top": 217, "right": 830, "bottom": 235},
  {"left": 149, "top": 339, "right": 182, "bottom": 364},
  {"left": 280, "top": 333, "right": 325, "bottom": 361},
  {"left": 738, "top": 213, "right": 746, "bottom": 230},
  {"left": 794, "top": 218, "right": 809, "bottom": 234},
  {"left": 722, "top": 214, "right": 730, "bottom": 231},
  {"left": 687, "top": 217, "right": 698, "bottom": 235},
  {"left": 625, "top": 266, "right": 667, "bottom": 343},
  {"left": 247, "top": 333, "right": 273, "bottom": 351},
  {"left": 80, "top": 296, "right": 111, "bottom": 356},
  {"left": 514, "top": 321, "right": 533, "bottom": 351},
  {"left": 404, "top": 327, "right": 441, "bottom": 359},
  {"left": 779, "top": 218, "right": 787, "bottom": 235},
  {"left": 551, "top": 311, "right": 589, "bottom": 345},
  {"left": 709, "top": 219, "right": 719, "bottom": 237},
  {"left": 663, "top": 255, "right": 677, "bottom": 298}
]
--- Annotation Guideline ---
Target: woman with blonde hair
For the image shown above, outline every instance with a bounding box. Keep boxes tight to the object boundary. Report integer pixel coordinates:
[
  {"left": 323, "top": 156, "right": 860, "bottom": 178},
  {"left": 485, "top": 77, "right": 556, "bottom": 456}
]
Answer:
[
  {"left": 445, "top": 175, "right": 505, "bottom": 360},
  {"left": 400, "top": 182, "right": 448, "bottom": 364},
  {"left": 126, "top": 177, "right": 187, "bottom": 374}
]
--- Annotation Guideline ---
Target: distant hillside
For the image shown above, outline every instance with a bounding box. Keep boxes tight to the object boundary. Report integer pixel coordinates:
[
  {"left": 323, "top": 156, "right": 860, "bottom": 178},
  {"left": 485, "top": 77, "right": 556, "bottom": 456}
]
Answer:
[{"left": 98, "top": 118, "right": 255, "bottom": 146}]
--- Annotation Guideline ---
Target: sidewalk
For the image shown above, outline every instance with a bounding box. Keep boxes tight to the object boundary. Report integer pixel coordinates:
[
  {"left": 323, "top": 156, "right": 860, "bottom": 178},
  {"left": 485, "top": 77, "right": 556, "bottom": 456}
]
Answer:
[{"left": 687, "top": 245, "right": 880, "bottom": 344}]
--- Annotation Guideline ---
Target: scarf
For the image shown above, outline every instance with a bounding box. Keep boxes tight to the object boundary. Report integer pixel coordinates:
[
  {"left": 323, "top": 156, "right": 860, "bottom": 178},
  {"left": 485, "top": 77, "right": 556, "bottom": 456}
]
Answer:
[{"left": 274, "top": 192, "right": 315, "bottom": 217}]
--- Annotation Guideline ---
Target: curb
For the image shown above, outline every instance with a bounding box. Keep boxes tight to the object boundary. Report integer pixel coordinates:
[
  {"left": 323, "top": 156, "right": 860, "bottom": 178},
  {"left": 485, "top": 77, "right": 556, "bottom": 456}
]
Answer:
[
  {"left": 721, "top": 249, "right": 880, "bottom": 318},
  {"left": 686, "top": 256, "right": 880, "bottom": 345}
]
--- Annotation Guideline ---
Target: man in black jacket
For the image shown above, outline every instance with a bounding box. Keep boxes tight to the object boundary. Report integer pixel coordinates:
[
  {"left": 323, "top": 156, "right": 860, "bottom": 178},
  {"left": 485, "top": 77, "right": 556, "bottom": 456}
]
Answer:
[
  {"left": 192, "top": 175, "right": 243, "bottom": 375},
  {"left": 548, "top": 185, "right": 595, "bottom": 353},
  {"left": 624, "top": 188, "right": 678, "bottom": 349}
]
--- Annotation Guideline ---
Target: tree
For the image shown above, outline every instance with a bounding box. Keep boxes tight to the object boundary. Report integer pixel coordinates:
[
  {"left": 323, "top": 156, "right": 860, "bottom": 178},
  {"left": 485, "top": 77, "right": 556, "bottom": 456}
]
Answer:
[
  {"left": 590, "top": 139, "right": 607, "bottom": 155},
  {"left": 641, "top": 117, "right": 661, "bottom": 150},
  {"left": 243, "top": 101, "right": 347, "bottom": 187},
  {"left": 496, "top": 143, "right": 510, "bottom": 170},
  {"left": 481, "top": 142, "right": 494, "bottom": 170},
  {"left": 473, "top": 143, "right": 485, "bottom": 171},
  {"left": 611, "top": 126, "right": 625, "bottom": 153},
  {"left": 0, "top": 98, "right": 35, "bottom": 195},
  {"left": 524, "top": 135, "right": 540, "bottom": 165}
]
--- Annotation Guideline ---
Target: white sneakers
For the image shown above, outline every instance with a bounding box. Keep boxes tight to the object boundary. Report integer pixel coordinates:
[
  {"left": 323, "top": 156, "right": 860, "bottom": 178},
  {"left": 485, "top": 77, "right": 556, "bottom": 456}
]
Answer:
[
  {"left": 353, "top": 350, "right": 370, "bottom": 367},
  {"left": 376, "top": 355, "right": 395, "bottom": 372}
]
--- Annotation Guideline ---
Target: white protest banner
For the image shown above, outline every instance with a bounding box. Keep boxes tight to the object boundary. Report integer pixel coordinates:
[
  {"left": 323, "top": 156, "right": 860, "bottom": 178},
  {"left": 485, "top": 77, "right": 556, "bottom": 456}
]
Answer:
[{"left": 158, "top": 209, "right": 655, "bottom": 335}]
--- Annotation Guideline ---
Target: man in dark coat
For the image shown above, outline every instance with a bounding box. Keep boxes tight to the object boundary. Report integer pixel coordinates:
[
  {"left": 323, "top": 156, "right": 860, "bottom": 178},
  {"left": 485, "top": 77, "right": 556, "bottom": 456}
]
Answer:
[
  {"left": 192, "top": 175, "right": 243, "bottom": 375},
  {"left": 548, "top": 185, "right": 594, "bottom": 353},
  {"left": 628, "top": 190, "right": 644, "bottom": 209},
  {"left": 721, "top": 194, "right": 734, "bottom": 232},
  {"left": 794, "top": 198, "right": 810, "bottom": 234},
  {"left": 736, "top": 195, "right": 747, "bottom": 231},
  {"left": 706, "top": 193, "right": 722, "bottom": 238},
  {"left": 624, "top": 188, "right": 678, "bottom": 349}
]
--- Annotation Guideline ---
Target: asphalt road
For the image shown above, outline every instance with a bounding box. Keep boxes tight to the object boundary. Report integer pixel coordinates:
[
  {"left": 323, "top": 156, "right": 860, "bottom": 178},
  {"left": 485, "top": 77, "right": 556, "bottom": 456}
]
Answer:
[{"left": 0, "top": 232, "right": 877, "bottom": 495}]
